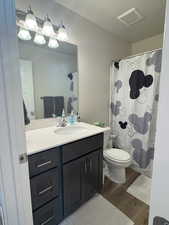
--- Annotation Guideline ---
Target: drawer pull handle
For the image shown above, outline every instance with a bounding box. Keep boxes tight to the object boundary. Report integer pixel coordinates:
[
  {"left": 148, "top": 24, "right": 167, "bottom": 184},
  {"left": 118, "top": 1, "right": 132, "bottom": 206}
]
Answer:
[
  {"left": 37, "top": 160, "right": 52, "bottom": 168},
  {"left": 84, "top": 160, "right": 87, "bottom": 174},
  {"left": 38, "top": 185, "right": 53, "bottom": 195},
  {"left": 90, "top": 159, "right": 92, "bottom": 171},
  {"left": 40, "top": 216, "right": 54, "bottom": 225}
]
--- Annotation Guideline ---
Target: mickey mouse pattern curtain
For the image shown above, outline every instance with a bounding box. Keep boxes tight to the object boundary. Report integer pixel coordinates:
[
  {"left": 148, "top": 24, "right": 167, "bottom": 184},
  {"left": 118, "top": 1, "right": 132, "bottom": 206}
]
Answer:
[{"left": 110, "top": 49, "right": 162, "bottom": 176}]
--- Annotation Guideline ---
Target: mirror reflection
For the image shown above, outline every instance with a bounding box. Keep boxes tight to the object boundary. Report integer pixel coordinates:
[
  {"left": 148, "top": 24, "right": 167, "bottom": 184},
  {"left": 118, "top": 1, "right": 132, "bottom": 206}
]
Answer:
[{"left": 18, "top": 40, "right": 78, "bottom": 121}]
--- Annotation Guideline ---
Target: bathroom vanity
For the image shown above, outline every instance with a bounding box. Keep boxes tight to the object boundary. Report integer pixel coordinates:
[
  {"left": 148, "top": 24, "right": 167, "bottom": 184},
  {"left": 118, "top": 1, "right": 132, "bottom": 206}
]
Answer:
[{"left": 26, "top": 122, "right": 109, "bottom": 225}]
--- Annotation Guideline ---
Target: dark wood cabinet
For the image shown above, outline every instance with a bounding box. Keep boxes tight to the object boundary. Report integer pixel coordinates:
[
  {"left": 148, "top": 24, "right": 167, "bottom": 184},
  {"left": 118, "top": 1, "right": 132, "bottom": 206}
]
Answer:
[
  {"left": 28, "top": 148, "right": 60, "bottom": 178},
  {"left": 28, "top": 147, "right": 63, "bottom": 225},
  {"left": 30, "top": 168, "right": 60, "bottom": 210},
  {"left": 33, "top": 199, "right": 62, "bottom": 225},
  {"left": 28, "top": 133, "right": 103, "bottom": 225},
  {"left": 63, "top": 149, "right": 102, "bottom": 217},
  {"left": 63, "top": 157, "right": 84, "bottom": 217},
  {"left": 82, "top": 150, "right": 101, "bottom": 202},
  {"left": 62, "top": 133, "right": 103, "bottom": 163}
]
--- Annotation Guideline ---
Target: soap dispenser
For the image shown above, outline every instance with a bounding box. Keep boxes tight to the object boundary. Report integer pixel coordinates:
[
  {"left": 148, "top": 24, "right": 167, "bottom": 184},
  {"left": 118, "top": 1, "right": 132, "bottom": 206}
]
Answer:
[
  {"left": 60, "top": 109, "right": 67, "bottom": 127},
  {"left": 69, "top": 110, "right": 75, "bottom": 124}
]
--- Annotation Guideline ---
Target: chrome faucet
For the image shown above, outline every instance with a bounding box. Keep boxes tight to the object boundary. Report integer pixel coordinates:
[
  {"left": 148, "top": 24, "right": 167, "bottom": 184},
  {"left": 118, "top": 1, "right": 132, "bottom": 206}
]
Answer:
[
  {"left": 56, "top": 109, "right": 67, "bottom": 127},
  {"left": 60, "top": 115, "right": 67, "bottom": 127}
]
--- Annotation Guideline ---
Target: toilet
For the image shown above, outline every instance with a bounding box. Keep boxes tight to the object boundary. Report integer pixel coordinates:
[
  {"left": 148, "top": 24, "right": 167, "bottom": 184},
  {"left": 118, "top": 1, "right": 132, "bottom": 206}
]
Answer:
[
  {"left": 104, "top": 148, "right": 131, "bottom": 184},
  {"left": 103, "top": 130, "right": 132, "bottom": 184}
]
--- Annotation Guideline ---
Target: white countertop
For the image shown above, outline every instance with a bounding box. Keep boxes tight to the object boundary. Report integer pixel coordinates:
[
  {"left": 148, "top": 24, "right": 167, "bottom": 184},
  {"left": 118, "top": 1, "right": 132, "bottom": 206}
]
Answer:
[{"left": 26, "top": 122, "right": 110, "bottom": 155}]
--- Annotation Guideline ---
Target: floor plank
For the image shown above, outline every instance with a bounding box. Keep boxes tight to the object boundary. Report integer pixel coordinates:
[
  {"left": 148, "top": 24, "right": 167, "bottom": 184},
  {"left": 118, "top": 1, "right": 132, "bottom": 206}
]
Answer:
[{"left": 101, "top": 168, "right": 149, "bottom": 225}]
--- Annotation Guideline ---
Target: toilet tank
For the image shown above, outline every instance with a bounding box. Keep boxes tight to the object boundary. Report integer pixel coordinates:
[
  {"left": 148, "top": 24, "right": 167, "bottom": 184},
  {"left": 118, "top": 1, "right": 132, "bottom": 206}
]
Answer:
[{"left": 103, "top": 129, "right": 112, "bottom": 150}]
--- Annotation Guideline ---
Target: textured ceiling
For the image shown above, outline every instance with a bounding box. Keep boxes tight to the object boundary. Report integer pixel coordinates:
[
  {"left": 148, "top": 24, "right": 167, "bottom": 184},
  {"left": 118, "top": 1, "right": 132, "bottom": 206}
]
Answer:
[{"left": 54, "top": 0, "right": 166, "bottom": 43}]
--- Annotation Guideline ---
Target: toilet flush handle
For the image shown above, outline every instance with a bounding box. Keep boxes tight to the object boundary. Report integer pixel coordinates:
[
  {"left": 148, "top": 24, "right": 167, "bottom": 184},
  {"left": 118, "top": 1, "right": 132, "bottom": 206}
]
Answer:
[{"left": 110, "top": 134, "right": 117, "bottom": 139}]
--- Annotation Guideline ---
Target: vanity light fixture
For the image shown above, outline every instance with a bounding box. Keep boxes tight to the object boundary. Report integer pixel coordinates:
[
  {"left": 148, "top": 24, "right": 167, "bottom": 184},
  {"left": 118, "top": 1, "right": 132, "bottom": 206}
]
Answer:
[
  {"left": 34, "top": 33, "right": 46, "bottom": 45},
  {"left": 57, "top": 23, "right": 68, "bottom": 42},
  {"left": 25, "top": 6, "right": 38, "bottom": 30},
  {"left": 48, "top": 38, "right": 59, "bottom": 48},
  {"left": 42, "top": 15, "right": 55, "bottom": 36},
  {"left": 16, "top": 8, "right": 69, "bottom": 48},
  {"left": 18, "top": 28, "right": 32, "bottom": 41}
]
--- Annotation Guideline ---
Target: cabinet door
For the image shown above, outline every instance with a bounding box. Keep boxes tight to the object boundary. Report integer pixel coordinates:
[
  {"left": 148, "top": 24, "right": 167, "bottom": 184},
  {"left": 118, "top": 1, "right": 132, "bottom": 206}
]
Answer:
[
  {"left": 82, "top": 150, "right": 101, "bottom": 202},
  {"left": 63, "top": 158, "right": 84, "bottom": 217}
]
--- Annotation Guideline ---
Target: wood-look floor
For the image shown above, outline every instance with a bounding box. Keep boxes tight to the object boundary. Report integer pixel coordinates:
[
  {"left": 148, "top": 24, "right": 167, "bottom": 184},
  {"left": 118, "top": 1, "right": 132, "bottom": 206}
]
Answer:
[{"left": 101, "top": 168, "right": 149, "bottom": 225}]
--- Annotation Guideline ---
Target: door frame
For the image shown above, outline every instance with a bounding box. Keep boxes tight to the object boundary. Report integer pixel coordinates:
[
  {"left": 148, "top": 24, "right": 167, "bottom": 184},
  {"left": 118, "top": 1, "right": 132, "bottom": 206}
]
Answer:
[
  {"left": 149, "top": 0, "right": 169, "bottom": 223},
  {"left": 0, "top": 0, "right": 168, "bottom": 225},
  {"left": 0, "top": 0, "right": 33, "bottom": 225}
]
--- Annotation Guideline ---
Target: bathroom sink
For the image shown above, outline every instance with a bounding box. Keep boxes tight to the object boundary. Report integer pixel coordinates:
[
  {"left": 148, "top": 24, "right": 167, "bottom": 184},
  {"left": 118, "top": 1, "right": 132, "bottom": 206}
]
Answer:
[{"left": 54, "top": 125, "right": 88, "bottom": 135}]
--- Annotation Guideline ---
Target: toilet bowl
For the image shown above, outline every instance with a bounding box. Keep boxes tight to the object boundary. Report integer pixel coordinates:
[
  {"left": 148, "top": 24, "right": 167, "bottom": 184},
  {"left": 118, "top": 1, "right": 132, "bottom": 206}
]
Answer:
[{"left": 104, "top": 148, "right": 132, "bottom": 184}]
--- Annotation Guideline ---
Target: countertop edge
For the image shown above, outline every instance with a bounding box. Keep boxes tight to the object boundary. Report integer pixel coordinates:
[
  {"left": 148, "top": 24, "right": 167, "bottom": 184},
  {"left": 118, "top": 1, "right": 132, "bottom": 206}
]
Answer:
[{"left": 26, "top": 128, "right": 110, "bottom": 156}]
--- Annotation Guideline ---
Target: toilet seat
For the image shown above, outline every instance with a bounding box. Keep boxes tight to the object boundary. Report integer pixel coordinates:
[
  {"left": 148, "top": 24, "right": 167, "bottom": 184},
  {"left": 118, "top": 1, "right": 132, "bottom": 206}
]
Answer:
[{"left": 104, "top": 148, "right": 131, "bottom": 163}]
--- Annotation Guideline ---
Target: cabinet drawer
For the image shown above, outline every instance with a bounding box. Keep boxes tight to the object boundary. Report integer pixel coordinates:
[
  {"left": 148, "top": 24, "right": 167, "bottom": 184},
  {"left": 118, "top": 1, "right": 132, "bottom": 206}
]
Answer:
[
  {"left": 62, "top": 133, "right": 103, "bottom": 163},
  {"left": 28, "top": 148, "right": 60, "bottom": 177},
  {"left": 33, "top": 198, "right": 62, "bottom": 225},
  {"left": 30, "top": 168, "right": 60, "bottom": 210}
]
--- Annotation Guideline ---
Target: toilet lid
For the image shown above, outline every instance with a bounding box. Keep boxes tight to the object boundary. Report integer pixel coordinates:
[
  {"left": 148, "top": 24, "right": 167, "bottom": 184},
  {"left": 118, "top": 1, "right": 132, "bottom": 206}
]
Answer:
[{"left": 104, "top": 148, "right": 131, "bottom": 162}]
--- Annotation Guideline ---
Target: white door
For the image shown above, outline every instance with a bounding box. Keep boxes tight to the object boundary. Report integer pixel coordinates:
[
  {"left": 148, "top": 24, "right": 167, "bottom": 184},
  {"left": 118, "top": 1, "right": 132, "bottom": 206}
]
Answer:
[
  {"left": 149, "top": 0, "right": 169, "bottom": 224},
  {"left": 20, "top": 59, "right": 35, "bottom": 119},
  {"left": 0, "top": 0, "right": 33, "bottom": 225}
]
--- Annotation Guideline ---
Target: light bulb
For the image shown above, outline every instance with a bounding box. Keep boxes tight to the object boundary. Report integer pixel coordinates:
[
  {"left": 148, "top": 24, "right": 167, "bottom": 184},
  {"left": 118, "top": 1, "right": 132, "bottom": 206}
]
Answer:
[
  {"left": 25, "top": 6, "right": 38, "bottom": 30},
  {"left": 34, "top": 33, "right": 46, "bottom": 45},
  {"left": 57, "top": 25, "right": 68, "bottom": 42},
  {"left": 48, "top": 38, "right": 59, "bottom": 48},
  {"left": 42, "top": 16, "right": 55, "bottom": 36},
  {"left": 18, "top": 28, "right": 31, "bottom": 41}
]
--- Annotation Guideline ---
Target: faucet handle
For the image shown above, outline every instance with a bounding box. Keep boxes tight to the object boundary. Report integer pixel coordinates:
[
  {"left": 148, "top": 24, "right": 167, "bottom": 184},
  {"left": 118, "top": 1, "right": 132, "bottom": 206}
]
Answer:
[
  {"left": 61, "top": 117, "right": 67, "bottom": 127},
  {"left": 56, "top": 117, "right": 62, "bottom": 127}
]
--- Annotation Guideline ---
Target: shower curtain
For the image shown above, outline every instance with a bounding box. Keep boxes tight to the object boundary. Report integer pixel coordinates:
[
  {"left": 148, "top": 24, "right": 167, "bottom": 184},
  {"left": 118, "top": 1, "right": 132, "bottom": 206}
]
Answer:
[{"left": 110, "top": 49, "right": 162, "bottom": 176}]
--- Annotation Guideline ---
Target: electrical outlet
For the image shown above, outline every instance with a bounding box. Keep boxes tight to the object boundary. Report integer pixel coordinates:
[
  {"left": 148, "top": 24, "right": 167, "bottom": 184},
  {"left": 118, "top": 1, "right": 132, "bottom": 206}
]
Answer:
[{"left": 154, "top": 217, "right": 169, "bottom": 225}]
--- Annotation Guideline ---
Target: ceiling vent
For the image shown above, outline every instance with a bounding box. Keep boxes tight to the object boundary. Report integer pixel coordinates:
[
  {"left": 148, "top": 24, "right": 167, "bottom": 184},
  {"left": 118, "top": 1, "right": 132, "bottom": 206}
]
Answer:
[{"left": 117, "top": 8, "right": 143, "bottom": 26}]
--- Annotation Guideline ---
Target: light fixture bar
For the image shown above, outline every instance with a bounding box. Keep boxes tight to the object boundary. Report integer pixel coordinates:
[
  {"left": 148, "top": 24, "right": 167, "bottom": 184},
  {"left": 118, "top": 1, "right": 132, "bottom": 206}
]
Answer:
[
  {"left": 16, "top": 8, "right": 69, "bottom": 48},
  {"left": 16, "top": 20, "right": 58, "bottom": 39}
]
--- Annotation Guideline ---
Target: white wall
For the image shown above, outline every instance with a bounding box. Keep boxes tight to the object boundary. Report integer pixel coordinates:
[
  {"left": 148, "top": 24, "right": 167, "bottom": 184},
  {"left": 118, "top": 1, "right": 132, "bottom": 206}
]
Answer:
[
  {"left": 16, "top": 0, "right": 131, "bottom": 125},
  {"left": 132, "top": 34, "right": 163, "bottom": 55},
  {"left": 149, "top": 1, "right": 169, "bottom": 224}
]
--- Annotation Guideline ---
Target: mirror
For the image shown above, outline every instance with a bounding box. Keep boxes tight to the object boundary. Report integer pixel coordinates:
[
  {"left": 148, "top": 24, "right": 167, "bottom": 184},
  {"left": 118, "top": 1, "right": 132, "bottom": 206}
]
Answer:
[{"left": 18, "top": 39, "right": 78, "bottom": 121}]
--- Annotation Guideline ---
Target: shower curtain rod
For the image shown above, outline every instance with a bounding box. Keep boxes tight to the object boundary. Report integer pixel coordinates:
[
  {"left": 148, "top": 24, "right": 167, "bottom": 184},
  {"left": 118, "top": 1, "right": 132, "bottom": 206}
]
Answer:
[
  {"left": 112, "top": 48, "right": 162, "bottom": 62},
  {"left": 122, "top": 48, "right": 162, "bottom": 61}
]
